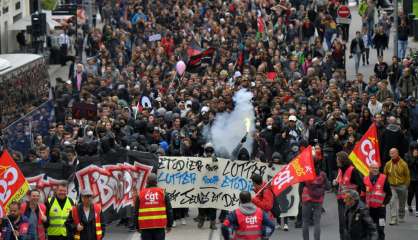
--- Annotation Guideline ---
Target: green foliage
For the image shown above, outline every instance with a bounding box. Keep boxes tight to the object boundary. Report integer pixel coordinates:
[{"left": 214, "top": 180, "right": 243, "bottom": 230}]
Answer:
[{"left": 41, "top": 0, "right": 57, "bottom": 11}]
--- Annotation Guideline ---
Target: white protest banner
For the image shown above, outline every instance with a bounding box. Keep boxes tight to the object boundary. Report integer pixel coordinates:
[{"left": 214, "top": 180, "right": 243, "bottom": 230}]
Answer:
[{"left": 158, "top": 157, "right": 299, "bottom": 216}]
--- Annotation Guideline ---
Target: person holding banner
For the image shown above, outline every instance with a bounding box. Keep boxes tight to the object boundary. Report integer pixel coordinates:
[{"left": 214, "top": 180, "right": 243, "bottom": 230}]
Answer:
[
  {"left": 46, "top": 182, "right": 75, "bottom": 240},
  {"left": 197, "top": 143, "right": 218, "bottom": 230},
  {"left": 136, "top": 173, "right": 173, "bottom": 240},
  {"left": 363, "top": 163, "right": 392, "bottom": 240},
  {"left": 250, "top": 174, "right": 274, "bottom": 218},
  {"left": 67, "top": 189, "right": 105, "bottom": 240},
  {"left": 333, "top": 151, "right": 364, "bottom": 240},
  {"left": 19, "top": 189, "right": 47, "bottom": 240},
  {"left": 222, "top": 191, "right": 275, "bottom": 240},
  {"left": 383, "top": 148, "right": 410, "bottom": 225},
  {"left": 301, "top": 156, "right": 329, "bottom": 240},
  {"left": 1, "top": 201, "right": 30, "bottom": 240}
]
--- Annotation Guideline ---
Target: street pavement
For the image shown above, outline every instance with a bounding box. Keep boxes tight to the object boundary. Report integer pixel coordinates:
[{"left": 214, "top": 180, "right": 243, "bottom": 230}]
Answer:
[
  {"left": 106, "top": 193, "right": 418, "bottom": 240},
  {"left": 45, "top": 3, "right": 418, "bottom": 240}
]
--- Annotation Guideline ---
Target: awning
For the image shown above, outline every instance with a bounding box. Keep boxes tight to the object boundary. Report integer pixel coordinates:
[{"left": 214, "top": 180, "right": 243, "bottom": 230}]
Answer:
[{"left": 9, "top": 10, "right": 61, "bottom": 31}]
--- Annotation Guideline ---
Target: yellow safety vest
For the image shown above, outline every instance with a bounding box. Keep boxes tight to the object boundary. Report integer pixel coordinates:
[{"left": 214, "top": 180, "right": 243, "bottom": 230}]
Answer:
[{"left": 47, "top": 197, "right": 73, "bottom": 236}]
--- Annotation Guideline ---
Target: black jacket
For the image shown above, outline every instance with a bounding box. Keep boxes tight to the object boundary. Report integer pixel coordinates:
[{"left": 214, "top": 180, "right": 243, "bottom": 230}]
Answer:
[
  {"left": 398, "top": 25, "right": 409, "bottom": 41},
  {"left": 405, "top": 153, "right": 418, "bottom": 181},
  {"left": 372, "top": 33, "right": 388, "bottom": 49},
  {"left": 374, "top": 62, "right": 389, "bottom": 80},
  {"left": 344, "top": 201, "right": 378, "bottom": 240},
  {"left": 388, "top": 63, "right": 402, "bottom": 86},
  {"left": 67, "top": 204, "right": 106, "bottom": 240},
  {"left": 350, "top": 37, "right": 365, "bottom": 54},
  {"left": 380, "top": 124, "right": 407, "bottom": 166}
]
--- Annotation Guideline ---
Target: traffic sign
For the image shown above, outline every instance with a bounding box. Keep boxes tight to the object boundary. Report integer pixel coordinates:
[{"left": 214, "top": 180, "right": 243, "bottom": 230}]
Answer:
[{"left": 337, "top": 5, "right": 351, "bottom": 18}]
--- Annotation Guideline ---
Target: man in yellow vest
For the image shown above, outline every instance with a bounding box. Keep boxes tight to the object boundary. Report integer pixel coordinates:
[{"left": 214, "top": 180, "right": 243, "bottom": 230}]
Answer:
[{"left": 46, "top": 182, "right": 74, "bottom": 240}]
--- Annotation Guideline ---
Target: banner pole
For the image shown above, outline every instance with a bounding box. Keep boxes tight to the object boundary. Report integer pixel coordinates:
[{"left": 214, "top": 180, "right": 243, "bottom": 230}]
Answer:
[
  {"left": 254, "top": 176, "right": 274, "bottom": 197},
  {"left": 6, "top": 216, "right": 19, "bottom": 240}
]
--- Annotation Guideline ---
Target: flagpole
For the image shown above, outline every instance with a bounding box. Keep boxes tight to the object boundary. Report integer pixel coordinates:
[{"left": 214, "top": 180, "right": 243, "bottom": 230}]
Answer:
[
  {"left": 254, "top": 176, "right": 274, "bottom": 197},
  {"left": 6, "top": 216, "right": 19, "bottom": 240}
]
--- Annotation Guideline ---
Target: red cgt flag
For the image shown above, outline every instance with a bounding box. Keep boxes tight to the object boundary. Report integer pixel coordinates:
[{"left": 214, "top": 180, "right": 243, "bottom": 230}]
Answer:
[
  {"left": 257, "top": 16, "right": 265, "bottom": 33},
  {"left": 271, "top": 146, "right": 316, "bottom": 196},
  {"left": 349, "top": 123, "right": 381, "bottom": 176},
  {"left": 0, "top": 150, "right": 30, "bottom": 209}
]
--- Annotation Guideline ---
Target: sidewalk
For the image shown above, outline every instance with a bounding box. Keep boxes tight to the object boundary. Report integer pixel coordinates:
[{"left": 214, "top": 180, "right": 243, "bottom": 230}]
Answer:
[{"left": 345, "top": 4, "right": 418, "bottom": 80}]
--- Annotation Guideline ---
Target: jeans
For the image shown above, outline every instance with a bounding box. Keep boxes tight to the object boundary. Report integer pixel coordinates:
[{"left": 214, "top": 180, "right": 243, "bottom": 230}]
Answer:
[
  {"left": 362, "top": 48, "right": 370, "bottom": 64},
  {"left": 337, "top": 200, "right": 346, "bottom": 240},
  {"left": 398, "top": 40, "right": 408, "bottom": 59},
  {"left": 369, "top": 207, "right": 386, "bottom": 240},
  {"left": 407, "top": 180, "right": 418, "bottom": 209},
  {"left": 376, "top": 47, "right": 384, "bottom": 58},
  {"left": 302, "top": 202, "right": 322, "bottom": 240},
  {"left": 141, "top": 228, "right": 165, "bottom": 240},
  {"left": 323, "top": 151, "right": 337, "bottom": 180},
  {"left": 390, "top": 185, "right": 407, "bottom": 221},
  {"left": 354, "top": 53, "right": 362, "bottom": 74}
]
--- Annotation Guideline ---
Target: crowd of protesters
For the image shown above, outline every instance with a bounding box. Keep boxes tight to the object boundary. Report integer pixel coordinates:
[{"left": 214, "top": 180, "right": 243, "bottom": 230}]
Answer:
[{"left": 1, "top": 0, "right": 418, "bottom": 237}]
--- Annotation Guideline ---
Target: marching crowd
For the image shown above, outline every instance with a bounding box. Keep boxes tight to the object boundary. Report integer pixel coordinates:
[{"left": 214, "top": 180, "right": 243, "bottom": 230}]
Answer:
[{"left": 1, "top": 0, "right": 418, "bottom": 239}]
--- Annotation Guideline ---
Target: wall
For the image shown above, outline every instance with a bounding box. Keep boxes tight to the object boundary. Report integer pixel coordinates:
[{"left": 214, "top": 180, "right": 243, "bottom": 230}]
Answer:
[{"left": 0, "top": 0, "right": 30, "bottom": 53}]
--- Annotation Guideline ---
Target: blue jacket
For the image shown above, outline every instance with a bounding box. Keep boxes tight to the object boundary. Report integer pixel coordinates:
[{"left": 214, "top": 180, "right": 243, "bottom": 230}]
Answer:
[{"left": 1, "top": 216, "right": 30, "bottom": 240}]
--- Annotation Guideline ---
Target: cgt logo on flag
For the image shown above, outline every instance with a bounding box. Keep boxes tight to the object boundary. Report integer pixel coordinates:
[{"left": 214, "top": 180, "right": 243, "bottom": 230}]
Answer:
[
  {"left": 0, "top": 150, "right": 30, "bottom": 208},
  {"left": 271, "top": 146, "right": 316, "bottom": 196},
  {"left": 349, "top": 123, "right": 381, "bottom": 176}
]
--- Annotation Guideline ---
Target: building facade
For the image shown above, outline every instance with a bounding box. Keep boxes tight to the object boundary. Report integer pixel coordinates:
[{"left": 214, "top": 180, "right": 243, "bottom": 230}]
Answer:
[{"left": 0, "top": 0, "right": 32, "bottom": 53}]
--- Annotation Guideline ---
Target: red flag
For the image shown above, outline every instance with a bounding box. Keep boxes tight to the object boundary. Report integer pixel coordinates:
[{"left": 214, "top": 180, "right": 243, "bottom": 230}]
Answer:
[
  {"left": 0, "top": 150, "right": 30, "bottom": 209},
  {"left": 349, "top": 123, "right": 381, "bottom": 176},
  {"left": 271, "top": 146, "right": 316, "bottom": 196},
  {"left": 0, "top": 204, "right": 5, "bottom": 218},
  {"left": 236, "top": 51, "right": 244, "bottom": 67},
  {"left": 257, "top": 16, "right": 265, "bottom": 33}
]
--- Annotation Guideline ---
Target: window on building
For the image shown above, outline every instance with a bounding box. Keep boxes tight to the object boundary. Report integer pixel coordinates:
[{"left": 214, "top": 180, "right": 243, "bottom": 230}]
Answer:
[
  {"left": 13, "top": 13, "right": 22, "bottom": 23},
  {"left": 2, "top": 6, "right": 9, "bottom": 14},
  {"left": 15, "top": 2, "right": 21, "bottom": 10}
]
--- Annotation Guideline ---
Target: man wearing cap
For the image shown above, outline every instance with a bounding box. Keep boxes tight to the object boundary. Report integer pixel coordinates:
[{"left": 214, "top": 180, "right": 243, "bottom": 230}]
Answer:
[
  {"left": 68, "top": 189, "right": 105, "bottom": 240},
  {"left": 343, "top": 189, "right": 378, "bottom": 240},
  {"left": 136, "top": 173, "right": 173, "bottom": 239}
]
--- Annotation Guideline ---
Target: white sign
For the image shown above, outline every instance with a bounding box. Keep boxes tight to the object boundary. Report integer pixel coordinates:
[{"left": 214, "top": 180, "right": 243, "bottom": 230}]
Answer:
[
  {"left": 158, "top": 157, "right": 299, "bottom": 216},
  {"left": 148, "top": 34, "right": 162, "bottom": 42},
  {"left": 336, "top": 17, "right": 351, "bottom": 24}
]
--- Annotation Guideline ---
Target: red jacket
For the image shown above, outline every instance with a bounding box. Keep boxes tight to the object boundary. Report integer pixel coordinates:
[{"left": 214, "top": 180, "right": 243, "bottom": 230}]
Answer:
[{"left": 252, "top": 182, "right": 274, "bottom": 212}]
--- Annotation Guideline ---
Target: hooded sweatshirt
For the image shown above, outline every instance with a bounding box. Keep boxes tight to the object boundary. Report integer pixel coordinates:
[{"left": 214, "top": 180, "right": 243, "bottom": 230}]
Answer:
[{"left": 238, "top": 203, "right": 257, "bottom": 216}]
